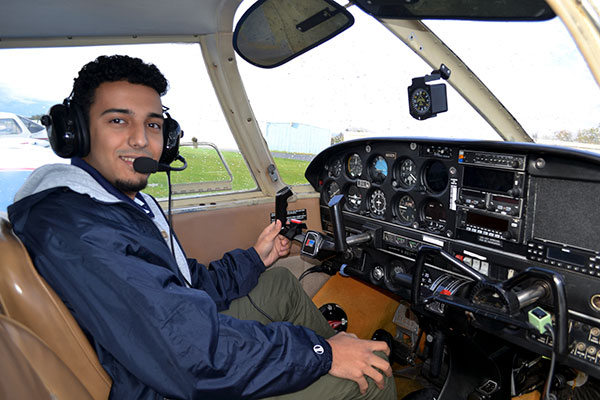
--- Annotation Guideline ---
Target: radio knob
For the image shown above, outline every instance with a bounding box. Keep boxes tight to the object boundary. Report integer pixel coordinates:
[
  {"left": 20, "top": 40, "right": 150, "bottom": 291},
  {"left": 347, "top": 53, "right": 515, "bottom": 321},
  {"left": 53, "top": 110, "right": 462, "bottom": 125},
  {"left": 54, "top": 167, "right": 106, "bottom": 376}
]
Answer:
[
  {"left": 508, "top": 188, "right": 522, "bottom": 198},
  {"left": 512, "top": 160, "right": 521, "bottom": 169}
]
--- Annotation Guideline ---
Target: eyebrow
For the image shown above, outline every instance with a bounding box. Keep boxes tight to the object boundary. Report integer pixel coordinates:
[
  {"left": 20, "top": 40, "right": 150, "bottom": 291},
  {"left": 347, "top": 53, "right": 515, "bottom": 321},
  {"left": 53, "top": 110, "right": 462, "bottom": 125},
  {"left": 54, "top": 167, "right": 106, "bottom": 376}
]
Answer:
[{"left": 101, "top": 108, "right": 164, "bottom": 119}]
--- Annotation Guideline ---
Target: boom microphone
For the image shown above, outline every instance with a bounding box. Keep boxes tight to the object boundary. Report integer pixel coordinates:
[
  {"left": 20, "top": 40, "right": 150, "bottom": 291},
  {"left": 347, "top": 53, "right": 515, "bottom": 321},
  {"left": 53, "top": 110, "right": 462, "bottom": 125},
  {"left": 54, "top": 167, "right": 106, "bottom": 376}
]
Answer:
[{"left": 133, "top": 155, "right": 188, "bottom": 174}]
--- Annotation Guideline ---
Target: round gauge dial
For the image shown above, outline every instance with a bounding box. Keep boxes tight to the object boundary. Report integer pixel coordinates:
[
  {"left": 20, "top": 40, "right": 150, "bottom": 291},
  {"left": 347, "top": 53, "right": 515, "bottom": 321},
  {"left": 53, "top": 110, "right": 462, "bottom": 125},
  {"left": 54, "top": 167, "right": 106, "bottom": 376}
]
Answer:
[
  {"left": 422, "top": 199, "right": 447, "bottom": 232},
  {"left": 346, "top": 185, "right": 363, "bottom": 211},
  {"left": 424, "top": 160, "right": 448, "bottom": 193},
  {"left": 397, "top": 158, "right": 418, "bottom": 189},
  {"left": 410, "top": 87, "right": 431, "bottom": 115},
  {"left": 369, "top": 155, "right": 388, "bottom": 184},
  {"left": 369, "top": 189, "right": 387, "bottom": 217},
  {"left": 347, "top": 153, "right": 363, "bottom": 179},
  {"left": 323, "top": 181, "right": 341, "bottom": 204},
  {"left": 396, "top": 194, "right": 416, "bottom": 224},
  {"left": 328, "top": 159, "right": 342, "bottom": 178}
]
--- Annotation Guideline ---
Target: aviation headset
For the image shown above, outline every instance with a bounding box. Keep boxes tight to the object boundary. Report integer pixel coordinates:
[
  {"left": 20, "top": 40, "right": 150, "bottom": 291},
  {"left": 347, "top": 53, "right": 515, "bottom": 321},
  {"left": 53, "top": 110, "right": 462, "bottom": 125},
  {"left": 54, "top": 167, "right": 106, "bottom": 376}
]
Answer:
[{"left": 42, "top": 97, "right": 183, "bottom": 165}]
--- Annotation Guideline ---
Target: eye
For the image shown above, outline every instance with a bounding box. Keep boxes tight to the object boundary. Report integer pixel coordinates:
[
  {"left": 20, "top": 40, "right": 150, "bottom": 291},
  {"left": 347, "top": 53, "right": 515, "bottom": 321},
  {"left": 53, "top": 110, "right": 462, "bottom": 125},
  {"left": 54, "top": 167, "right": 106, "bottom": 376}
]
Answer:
[
  {"left": 109, "top": 118, "right": 126, "bottom": 124},
  {"left": 148, "top": 122, "right": 162, "bottom": 130}
]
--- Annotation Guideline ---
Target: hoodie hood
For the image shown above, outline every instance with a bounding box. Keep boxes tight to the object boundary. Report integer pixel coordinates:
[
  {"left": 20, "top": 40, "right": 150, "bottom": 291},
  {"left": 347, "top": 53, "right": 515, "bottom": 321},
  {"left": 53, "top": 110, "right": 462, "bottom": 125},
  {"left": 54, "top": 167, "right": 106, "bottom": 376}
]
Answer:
[
  {"left": 13, "top": 163, "right": 120, "bottom": 204},
  {"left": 9, "top": 162, "right": 193, "bottom": 285}
]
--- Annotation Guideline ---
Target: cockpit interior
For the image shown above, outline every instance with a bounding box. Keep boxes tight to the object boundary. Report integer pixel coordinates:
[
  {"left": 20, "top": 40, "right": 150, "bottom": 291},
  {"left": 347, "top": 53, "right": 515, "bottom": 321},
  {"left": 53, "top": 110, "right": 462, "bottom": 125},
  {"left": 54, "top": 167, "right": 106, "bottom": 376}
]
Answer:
[
  {"left": 1, "top": 0, "right": 600, "bottom": 399},
  {"left": 293, "top": 137, "right": 600, "bottom": 398}
]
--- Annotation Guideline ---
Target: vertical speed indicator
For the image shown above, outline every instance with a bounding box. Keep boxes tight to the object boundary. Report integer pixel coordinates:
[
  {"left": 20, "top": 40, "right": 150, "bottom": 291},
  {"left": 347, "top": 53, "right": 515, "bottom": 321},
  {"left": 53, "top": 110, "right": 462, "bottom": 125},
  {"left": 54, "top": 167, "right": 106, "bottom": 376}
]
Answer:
[{"left": 396, "top": 194, "right": 416, "bottom": 224}]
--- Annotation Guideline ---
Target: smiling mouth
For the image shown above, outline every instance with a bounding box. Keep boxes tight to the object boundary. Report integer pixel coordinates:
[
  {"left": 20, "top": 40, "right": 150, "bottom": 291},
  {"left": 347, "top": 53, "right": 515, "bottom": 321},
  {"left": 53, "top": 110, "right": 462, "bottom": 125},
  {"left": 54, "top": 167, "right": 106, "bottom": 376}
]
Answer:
[{"left": 120, "top": 156, "right": 136, "bottom": 164}]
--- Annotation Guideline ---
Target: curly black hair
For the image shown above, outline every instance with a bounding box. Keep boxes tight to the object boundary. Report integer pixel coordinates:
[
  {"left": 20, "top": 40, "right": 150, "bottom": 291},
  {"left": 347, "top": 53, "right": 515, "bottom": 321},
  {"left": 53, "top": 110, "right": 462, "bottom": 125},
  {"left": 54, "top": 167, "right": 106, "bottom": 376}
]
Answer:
[{"left": 71, "top": 55, "right": 169, "bottom": 118}]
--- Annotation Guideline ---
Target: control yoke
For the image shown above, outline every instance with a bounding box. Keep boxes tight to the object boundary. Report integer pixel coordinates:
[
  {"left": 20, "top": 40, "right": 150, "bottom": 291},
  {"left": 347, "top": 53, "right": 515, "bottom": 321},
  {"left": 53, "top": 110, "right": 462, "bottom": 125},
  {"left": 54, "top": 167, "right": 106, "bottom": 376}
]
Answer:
[
  {"left": 274, "top": 188, "right": 372, "bottom": 258},
  {"left": 328, "top": 194, "right": 348, "bottom": 253},
  {"left": 412, "top": 245, "right": 568, "bottom": 356}
]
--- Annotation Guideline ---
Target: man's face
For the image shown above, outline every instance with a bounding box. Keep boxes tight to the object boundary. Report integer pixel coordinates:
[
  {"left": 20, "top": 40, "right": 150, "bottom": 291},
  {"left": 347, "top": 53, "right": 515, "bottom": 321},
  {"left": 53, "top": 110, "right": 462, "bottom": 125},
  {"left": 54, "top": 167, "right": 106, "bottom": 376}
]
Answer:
[{"left": 83, "top": 81, "right": 164, "bottom": 199}]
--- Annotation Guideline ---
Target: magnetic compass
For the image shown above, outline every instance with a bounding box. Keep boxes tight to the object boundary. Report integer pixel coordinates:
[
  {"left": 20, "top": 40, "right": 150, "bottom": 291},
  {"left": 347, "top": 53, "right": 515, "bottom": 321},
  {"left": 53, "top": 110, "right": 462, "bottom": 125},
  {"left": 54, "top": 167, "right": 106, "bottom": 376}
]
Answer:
[{"left": 410, "top": 87, "right": 431, "bottom": 116}]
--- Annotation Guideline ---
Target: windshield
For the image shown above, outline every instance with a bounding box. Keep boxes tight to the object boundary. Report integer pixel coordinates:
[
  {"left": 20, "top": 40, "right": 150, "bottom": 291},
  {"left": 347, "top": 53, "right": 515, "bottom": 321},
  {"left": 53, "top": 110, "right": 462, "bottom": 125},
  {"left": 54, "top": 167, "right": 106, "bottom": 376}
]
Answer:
[{"left": 236, "top": 2, "right": 600, "bottom": 177}]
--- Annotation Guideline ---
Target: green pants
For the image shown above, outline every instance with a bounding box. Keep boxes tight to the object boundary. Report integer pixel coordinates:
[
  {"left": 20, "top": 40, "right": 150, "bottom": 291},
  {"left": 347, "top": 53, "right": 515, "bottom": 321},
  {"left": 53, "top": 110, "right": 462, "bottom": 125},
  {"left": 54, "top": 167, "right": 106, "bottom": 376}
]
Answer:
[{"left": 221, "top": 267, "right": 397, "bottom": 400}]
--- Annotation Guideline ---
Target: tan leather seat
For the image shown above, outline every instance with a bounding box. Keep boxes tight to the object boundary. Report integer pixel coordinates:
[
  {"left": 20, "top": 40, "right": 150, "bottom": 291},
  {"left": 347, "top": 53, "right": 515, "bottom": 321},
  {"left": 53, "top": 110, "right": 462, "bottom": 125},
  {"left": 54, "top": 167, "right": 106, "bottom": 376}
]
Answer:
[
  {"left": 0, "top": 217, "right": 111, "bottom": 399},
  {"left": 0, "top": 314, "right": 94, "bottom": 399}
]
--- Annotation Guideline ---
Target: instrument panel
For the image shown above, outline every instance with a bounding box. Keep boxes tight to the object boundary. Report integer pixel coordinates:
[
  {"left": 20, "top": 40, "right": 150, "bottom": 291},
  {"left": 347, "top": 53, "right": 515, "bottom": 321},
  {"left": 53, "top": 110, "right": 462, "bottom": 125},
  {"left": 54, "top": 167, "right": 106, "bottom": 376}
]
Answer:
[{"left": 305, "top": 138, "right": 600, "bottom": 378}]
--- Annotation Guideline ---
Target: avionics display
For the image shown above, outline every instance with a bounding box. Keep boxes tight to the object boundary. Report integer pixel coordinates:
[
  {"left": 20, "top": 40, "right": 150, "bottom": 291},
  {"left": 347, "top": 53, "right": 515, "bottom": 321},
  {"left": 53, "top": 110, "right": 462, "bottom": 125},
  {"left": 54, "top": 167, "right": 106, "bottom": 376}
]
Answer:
[
  {"left": 463, "top": 166, "right": 514, "bottom": 194},
  {"left": 532, "top": 177, "right": 600, "bottom": 252},
  {"left": 546, "top": 246, "right": 586, "bottom": 267},
  {"left": 466, "top": 212, "right": 509, "bottom": 232}
]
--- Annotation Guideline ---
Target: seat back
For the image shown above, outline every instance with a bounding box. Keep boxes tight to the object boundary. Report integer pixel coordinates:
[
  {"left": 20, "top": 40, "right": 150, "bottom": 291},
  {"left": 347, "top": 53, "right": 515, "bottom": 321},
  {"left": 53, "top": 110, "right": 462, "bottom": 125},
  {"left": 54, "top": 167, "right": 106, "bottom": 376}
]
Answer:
[
  {"left": 0, "top": 217, "right": 111, "bottom": 399},
  {"left": 0, "top": 314, "right": 94, "bottom": 399}
]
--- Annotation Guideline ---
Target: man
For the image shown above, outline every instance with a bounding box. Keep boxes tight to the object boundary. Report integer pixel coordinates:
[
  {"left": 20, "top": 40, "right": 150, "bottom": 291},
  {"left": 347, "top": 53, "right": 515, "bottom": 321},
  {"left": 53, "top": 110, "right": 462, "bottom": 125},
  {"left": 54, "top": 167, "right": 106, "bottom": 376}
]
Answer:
[{"left": 8, "top": 55, "right": 396, "bottom": 399}]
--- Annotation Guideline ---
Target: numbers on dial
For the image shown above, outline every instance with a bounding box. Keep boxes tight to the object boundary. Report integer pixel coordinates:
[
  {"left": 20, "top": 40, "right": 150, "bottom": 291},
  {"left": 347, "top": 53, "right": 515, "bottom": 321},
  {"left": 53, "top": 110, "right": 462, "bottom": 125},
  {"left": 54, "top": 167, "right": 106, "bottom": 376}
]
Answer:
[
  {"left": 398, "top": 158, "right": 417, "bottom": 189},
  {"left": 410, "top": 87, "right": 431, "bottom": 115},
  {"left": 328, "top": 159, "right": 342, "bottom": 178},
  {"left": 347, "top": 153, "right": 363, "bottom": 179},
  {"left": 396, "top": 194, "right": 416, "bottom": 224}
]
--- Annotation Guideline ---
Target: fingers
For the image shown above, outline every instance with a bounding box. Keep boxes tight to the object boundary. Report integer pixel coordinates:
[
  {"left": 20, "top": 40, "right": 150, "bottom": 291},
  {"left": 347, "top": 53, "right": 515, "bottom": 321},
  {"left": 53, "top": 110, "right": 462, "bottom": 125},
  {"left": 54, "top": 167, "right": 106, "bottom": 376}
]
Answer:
[
  {"left": 369, "top": 352, "right": 393, "bottom": 377},
  {"left": 355, "top": 375, "right": 369, "bottom": 394},
  {"left": 369, "top": 339, "right": 391, "bottom": 356},
  {"left": 363, "top": 365, "right": 385, "bottom": 390},
  {"left": 265, "top": 220, "right": 281, "bottom": 239},
  {"left": 327, "top": 333, "right": 392, "bottom": 395}
]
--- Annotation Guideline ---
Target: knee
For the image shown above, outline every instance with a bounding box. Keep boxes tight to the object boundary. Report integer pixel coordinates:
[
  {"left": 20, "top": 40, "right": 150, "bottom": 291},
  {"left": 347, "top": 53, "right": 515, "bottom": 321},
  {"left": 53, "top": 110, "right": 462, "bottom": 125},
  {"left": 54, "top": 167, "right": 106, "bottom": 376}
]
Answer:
[
  {"left": 264, "top": 267, "right": 305, "bottom": 303},
  {"left": 267, "top": 266, "right": 298, "bottom": 288}
]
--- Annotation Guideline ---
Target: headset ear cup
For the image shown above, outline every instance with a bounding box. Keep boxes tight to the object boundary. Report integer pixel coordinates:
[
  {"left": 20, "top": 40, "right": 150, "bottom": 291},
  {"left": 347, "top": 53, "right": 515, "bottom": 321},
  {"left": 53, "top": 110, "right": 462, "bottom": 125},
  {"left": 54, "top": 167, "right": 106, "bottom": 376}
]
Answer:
[
  {"left": 70, "top": 101, "right": 90, "bottom": 157},
  {"left": 45, "top": 103, "right": 76, "bottom": 158},
  {"left": 159, "top": 116, "right": 182, "bottom": 165},
  {"left": 44, "top": 100, "right": 89, "bottom": 159}
]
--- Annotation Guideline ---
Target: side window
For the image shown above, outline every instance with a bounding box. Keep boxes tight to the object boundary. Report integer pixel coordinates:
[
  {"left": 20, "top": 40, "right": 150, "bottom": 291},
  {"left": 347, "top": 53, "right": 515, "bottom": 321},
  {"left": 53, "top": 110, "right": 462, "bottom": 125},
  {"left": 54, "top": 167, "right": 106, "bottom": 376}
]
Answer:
[
  {"left": 0, "top": 119, "right": 22, "bottom": 136},
  {"left": 0, "top": 43, "right": 256, "bottom": 213}
]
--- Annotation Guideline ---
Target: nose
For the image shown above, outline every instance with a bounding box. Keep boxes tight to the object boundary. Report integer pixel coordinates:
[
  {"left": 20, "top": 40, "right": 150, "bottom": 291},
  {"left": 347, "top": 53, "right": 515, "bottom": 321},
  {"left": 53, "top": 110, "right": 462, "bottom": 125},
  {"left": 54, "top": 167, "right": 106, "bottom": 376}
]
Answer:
[{"left": 128, "top": 122, "right": 149, "bottom": 149}]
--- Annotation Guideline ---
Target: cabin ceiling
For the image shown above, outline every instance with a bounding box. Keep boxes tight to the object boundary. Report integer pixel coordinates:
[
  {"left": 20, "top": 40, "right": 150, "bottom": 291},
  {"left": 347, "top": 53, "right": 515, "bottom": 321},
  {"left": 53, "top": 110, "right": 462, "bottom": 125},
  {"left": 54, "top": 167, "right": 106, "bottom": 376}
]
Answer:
[{"left": 0, "top": 0, "right": 242, "bottom": 45}]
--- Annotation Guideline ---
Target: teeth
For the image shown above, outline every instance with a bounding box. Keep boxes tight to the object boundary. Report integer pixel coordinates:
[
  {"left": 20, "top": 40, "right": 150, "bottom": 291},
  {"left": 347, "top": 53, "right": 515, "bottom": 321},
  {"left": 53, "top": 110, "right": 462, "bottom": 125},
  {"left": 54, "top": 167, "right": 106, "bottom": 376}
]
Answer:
[{"left": 121, "top": 156, "right": 135, "bottom": 162}]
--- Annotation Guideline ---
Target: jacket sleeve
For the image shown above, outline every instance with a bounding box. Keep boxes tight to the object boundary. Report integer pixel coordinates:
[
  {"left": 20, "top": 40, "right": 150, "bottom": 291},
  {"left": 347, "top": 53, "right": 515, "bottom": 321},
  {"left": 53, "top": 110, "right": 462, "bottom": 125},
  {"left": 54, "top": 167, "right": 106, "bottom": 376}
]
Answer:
[
  {"left": 10, "top": 193, "right": 332, "bottom": 399},
  {"left": 186, "top": 249, "right": 267, "bottom": 312}
]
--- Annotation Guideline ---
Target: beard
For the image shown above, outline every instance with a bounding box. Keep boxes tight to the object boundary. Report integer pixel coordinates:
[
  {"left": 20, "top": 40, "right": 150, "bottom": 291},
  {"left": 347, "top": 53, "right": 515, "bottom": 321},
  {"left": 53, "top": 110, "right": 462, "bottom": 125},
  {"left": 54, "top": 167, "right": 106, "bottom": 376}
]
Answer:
[{"left": 114, "top": 177, "right": 149, "bottom": 194}]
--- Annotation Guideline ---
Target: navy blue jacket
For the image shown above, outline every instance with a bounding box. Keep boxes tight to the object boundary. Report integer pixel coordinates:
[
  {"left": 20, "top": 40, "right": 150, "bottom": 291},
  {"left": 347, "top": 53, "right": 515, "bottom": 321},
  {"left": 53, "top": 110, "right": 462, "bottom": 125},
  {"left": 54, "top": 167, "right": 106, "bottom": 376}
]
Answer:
[{"left": 8, "top": 166, "right": 332, "bottom": 399}]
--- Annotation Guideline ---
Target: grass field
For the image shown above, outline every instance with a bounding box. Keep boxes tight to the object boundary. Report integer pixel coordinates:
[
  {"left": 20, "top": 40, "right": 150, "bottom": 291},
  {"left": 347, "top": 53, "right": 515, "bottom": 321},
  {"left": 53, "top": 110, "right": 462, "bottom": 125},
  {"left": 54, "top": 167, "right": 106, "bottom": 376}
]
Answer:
[{"left": 145, "top": 146, "right": 310, "bottom": 198}]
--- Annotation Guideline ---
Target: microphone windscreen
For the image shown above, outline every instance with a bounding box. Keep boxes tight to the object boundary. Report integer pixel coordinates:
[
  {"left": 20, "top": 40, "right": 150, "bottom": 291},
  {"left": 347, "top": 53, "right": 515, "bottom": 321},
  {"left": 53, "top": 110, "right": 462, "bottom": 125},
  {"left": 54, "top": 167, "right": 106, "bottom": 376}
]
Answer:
[{"left": 133, "top": 157, "right": 159, "bottom": 174}]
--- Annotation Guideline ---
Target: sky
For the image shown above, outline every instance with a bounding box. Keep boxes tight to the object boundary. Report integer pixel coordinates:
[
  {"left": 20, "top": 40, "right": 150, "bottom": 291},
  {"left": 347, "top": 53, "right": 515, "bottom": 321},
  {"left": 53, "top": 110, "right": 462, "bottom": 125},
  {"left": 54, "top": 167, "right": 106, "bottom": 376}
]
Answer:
[{"left": 0, "top": 3, "right": 599, "bottom": 149}]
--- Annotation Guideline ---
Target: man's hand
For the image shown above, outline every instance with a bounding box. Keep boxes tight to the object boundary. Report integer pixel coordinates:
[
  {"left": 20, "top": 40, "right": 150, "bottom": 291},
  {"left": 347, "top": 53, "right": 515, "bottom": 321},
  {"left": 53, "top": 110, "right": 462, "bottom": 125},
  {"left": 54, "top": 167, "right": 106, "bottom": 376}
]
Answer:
[
  {"left": 326, "top": 332, "right": 392, "bottom": 394},
  {"left": 254, "top": 220, "right": 291, "bottom": 267}
]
